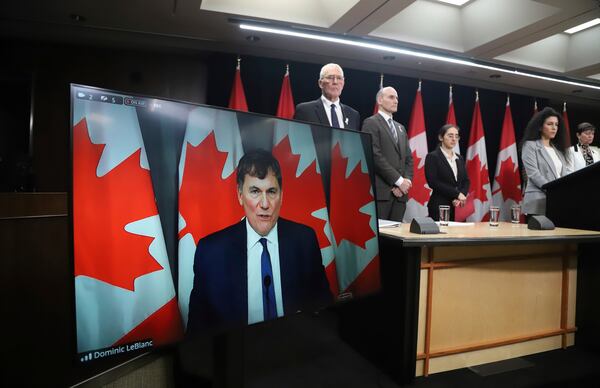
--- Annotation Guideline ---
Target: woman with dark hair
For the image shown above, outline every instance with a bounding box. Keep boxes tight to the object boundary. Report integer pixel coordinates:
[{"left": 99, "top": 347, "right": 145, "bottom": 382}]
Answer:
[
  {"left": 425, "top": 124, "right": 470, "bottom": 221},
  {"left": 520, "top": 106, "right": 572, "bottom": 216},
  {"left": 566, "top": 122, "right": 599, "bottom": 171}
]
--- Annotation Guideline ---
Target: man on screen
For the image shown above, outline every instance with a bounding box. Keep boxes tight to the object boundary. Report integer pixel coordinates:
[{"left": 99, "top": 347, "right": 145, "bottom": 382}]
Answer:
[{"left": 187, "top": 150, "right": 331, "bottom": 335}]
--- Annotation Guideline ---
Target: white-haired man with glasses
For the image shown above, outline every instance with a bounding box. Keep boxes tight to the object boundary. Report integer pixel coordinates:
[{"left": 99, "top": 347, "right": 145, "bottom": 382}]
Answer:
[{"left": 294, "top": 63, "right": 359, "bottom": 130}]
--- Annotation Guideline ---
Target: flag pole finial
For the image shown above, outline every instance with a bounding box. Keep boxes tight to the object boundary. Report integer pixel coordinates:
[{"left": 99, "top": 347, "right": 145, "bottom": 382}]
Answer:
[
  {"left": 507, "top": 94, "right": 510, "bottom": 105},
  {"left": 563, "top": 101, "right": 567, "bottom": 111},
  {"left": 236, "top": 56, "right": 241, "bottom": 69},
  {"left": 418, "top": 79, "right": 422, "bottom": 90},
  {"left": 475, "top": 89, "right": 479, "bottom": 100},
  {"left": 449, "top": 84, "right": 453, "bottom": 92},
  {"left": 379, "top": 73, "right": 384, "bottom": 89},
  {"left": 285, "top": 63, "right": 289, "bottom": 74}
]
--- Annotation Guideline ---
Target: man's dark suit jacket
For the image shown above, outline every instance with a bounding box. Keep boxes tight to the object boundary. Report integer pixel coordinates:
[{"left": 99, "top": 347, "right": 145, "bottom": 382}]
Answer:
[
  {"left": 187, "top": 218, "right": 331, "bottom": 335},
  {"left": 361, "top": 114, "right": 413, "bottom": 203},
  {"left": 294, "top": 98, "right": 360, "bottom": 131},
  {"left": 424, "top": 147, "right": 470, "bottom": 221}
]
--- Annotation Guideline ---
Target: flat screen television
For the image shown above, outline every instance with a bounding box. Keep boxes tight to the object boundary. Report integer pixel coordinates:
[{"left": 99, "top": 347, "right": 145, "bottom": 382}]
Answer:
[{"left": 71, "top": 84, "right": 380, "bottom": 363}]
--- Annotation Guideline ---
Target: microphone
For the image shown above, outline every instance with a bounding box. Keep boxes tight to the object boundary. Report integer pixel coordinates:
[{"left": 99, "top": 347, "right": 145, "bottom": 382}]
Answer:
[{"left": 263, "top": 275, "right": 272, "bottom": 288}]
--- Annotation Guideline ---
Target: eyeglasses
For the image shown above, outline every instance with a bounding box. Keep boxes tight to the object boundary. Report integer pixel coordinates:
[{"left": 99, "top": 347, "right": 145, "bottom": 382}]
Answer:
[
  {"left": 322, "top": 75, "right": 344, "bottom": 82},
  {"left": 445, "top": 134, "right": 460, "bottom": 139}
]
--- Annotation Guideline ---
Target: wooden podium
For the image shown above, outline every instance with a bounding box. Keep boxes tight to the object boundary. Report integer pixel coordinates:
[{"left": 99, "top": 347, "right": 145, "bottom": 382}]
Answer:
[
  {"left": 544, "top": 162, "right": 600, "bottom": 350},
  {"left": 544, "top": 162, "right": 600, "bottom": 231},
  {"left": 379, "top": 222, "right": 600, "bottom": 378}
]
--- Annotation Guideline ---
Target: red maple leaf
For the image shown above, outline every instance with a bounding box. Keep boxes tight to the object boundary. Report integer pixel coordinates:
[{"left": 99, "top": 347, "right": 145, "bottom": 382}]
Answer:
[
  {"left": 178, "top": 132, "right": 244, "bottom": 244},
  {"left": 113, "top": 297, "right": 183, "bottom": 347},
  {"left": 329, "top": 143, "right": 375, "bottom": 249},
  {"left": 273, "top": 136, "right": 329, "bottom": 249},
  {"left": 73, "top": 119, "right": 163, "bottom": 291},
  {"left": 408, "top": 150, "right": 432, "bottom": 206},
  {"left": 466, "top": 154, "right": 490, "bottom": 203},
  {"left": 493, "top": 158, "right": 522, "bottom": 203},
  {"left": 344, "top": 254, "right": 381, "bottom": 297}
]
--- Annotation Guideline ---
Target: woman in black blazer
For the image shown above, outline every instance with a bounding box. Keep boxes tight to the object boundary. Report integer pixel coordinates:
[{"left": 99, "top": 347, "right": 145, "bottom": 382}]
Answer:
[{"left": 425, "top": 124, "right": 470, "bottom": 221}]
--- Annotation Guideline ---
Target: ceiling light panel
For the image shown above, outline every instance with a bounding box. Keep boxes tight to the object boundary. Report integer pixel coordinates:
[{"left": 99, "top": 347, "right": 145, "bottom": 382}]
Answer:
[
  {"left": 240, "top": 23, "right": 600, "bottom": 90},
  {"left": 435, "top": 0, "right": 471, "bottom": 6},
  {"left": 201, "top": 0, "right": 359, "bottom": 28},
  {"left": 564, "top": 18, "right": 600, "bottom": 34}
]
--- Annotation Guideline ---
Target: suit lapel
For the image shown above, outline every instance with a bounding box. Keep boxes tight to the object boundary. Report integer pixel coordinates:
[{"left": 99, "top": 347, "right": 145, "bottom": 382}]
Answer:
[
  {"left": 314, "top": 99, "right": 330, "bottom": 126},
  {"left": 340, "top": 104, "right": 350, "bottom": 129},
  {"left": 437, "top": 148, "right": 458, "bottom": 184},
  {"left": 376, "top": 114, "right": 400, "bottom": 152},
  {"left": 537, "top": 140, "right": 559, "bottom": 179},
  {"left": 277, "top": 218, "right": 296, "bottom": 314},
  {"left": 230, "top": 220, "right": 248, "bottom": 323}
]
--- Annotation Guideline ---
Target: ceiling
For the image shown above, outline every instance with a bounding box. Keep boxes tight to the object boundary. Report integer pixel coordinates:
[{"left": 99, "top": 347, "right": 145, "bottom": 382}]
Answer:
[{"left": 2, "top": 0, "right": 600, "bottom": 105}]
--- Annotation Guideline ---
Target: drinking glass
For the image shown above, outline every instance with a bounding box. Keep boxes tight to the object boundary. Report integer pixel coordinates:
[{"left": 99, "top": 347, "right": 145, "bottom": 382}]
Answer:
[
  {"left": 439, "top": 205, "right": 450, "bottom": 226},
  {"left": 489, "top": 206, "right": 500, "bottom": 227}
]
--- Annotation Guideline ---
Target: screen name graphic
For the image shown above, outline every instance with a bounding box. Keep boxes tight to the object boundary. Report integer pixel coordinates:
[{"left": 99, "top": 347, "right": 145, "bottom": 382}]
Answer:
[{"left": 79, "top": 340, "right": 153, "bottom": 362}]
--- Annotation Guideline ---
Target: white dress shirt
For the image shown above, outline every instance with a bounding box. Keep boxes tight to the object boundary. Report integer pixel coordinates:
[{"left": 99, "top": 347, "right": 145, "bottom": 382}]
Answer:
[
  {"left": 544, "top": 145, "right": 563, "bottom": 177},
  {"left": 320, "top": 95, "right": 345, "bottom": 128},
  {"left": 442, "top": 147, "right": 459, "bottom": 180},
  {"left": 246, "top": 219, "right": 284, "bottom": 324}
]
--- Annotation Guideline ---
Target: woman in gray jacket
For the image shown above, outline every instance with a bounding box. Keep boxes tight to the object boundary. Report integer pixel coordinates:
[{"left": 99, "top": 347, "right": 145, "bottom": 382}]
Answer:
[{"left": 520, "top": 107, "right": 572, "bottom": 217}]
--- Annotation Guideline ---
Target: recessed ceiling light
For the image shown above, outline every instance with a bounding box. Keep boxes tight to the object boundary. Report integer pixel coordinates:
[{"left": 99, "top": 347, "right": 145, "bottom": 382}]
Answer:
[
  {"left": 435, "top": 0, "right": 471, "bottom": 6},
  {"left": 246, "top": 35, "right": 260, "bottom": 42},
  {"left": 564, "top": 18, "right": 600, "bottom": 34}
]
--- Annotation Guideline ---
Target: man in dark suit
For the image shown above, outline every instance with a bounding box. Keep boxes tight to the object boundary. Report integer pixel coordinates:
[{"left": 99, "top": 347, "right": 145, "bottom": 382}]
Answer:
[
  {"left": 294, "top": 63, "right": 360, "bottom": 130},
  {"left": 362, "top": 86, "right": 413, "bottom": 222},
  {"left": 187, "top": 150, "right": 331, "bottom": 335}
]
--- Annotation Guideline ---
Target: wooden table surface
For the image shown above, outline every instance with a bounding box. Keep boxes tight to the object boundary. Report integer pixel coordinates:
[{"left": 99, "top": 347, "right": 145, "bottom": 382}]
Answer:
[{"left": 379, "top": 222, "right": 600, "bottom": 247}]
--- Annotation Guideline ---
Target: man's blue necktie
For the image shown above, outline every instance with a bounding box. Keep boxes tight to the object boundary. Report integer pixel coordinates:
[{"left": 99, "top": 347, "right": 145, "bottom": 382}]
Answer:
[
  {"left": 330, "top": 104, "right": 341, "bottom": 128},
  {"left": 259, "top": 238, "right": 277, "bottom": 321}
]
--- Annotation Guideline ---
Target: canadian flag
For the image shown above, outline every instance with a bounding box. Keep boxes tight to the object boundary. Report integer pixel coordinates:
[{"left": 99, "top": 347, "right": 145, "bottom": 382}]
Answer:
[
  {"left": 562, "top": 102, "right": 572, "bottom": 147},
  {"left": 329, "top": 130, "right": 380, "bottom": 297},
  {"left": 403, "top": 81, "right": 431, "bottom": 222},
  {"left": 446, "top": 85, "right": 460, "bottom": 155},
  {"left": 229, "top": 58, "right": 249, "bottom": 112},
  {"left": 276, "top": 65, "right": 295, "bottom": 119},
  {"left": 272, "top": 120, "right": 338, "bottom": 297},
  {"left": 456, "top": 91, "right": 492, "bottom": 222},
  {"left": 73, "top": 98, "right": 182, "bottom": 353},
  {"left": 492, "top": 96, "right": 522, "bottom": 221},
  {"left": 177, "top": 107, "right": 245, "bottom": 327}
]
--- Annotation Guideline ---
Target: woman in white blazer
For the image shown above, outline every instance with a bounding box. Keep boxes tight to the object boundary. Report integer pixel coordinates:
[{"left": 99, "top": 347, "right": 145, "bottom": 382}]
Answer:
[
  {"left": 566, "top": 122, "right": 600, "bottom": 172},
  {"left": 520, "top": 107, "right": 572, "bottom": 216}
]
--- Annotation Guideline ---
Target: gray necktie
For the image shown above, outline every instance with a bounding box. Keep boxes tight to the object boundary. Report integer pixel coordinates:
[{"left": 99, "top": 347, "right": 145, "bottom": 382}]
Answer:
[{"left": 388, "top": 118, "right": 398, "bottom": 143}]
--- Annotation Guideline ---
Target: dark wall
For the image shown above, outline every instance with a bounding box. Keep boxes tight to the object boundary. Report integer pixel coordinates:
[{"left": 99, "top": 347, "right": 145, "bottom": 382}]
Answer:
[{"left": 1, "top": 39, "right": 208, "bottom": 192}]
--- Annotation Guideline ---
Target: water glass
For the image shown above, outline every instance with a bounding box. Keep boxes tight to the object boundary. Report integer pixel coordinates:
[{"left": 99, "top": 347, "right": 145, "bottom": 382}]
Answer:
[
  {"left": 439, "top": 205, "right": 450, "bottom": 226},
  {"left": 489, "top": 206, "right": 500, "bottom": 227},
  {"left": 511, "top": 205, "right": 521, "bottom": 224}
]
